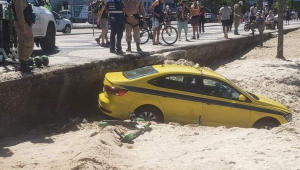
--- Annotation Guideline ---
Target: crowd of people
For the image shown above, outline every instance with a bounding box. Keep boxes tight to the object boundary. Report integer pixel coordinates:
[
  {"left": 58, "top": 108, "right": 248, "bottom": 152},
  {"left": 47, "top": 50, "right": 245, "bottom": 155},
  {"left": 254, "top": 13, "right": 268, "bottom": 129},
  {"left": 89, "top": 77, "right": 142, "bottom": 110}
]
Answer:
[{"left": 94, "top": 0, "right": 300, "bottom": 54}]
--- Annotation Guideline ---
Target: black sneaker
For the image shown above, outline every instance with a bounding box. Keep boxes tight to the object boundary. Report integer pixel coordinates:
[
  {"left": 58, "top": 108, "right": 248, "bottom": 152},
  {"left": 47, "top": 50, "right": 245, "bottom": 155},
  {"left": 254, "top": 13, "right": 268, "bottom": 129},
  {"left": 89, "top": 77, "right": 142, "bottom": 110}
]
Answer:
[
  {"left": 19, "top": 60, "right": 33, "bottom": 73},
  {"left": 95, "top": 38, "right": 100, "bottom": 45},
  {"left": 191, "top": 36, "right": 196, "bottom": 40},
  {"left": 110, "top": 50, "right": 115, "bottom": 53},
  {"left": 116, "top": 50, "right": 124, "bottom": 55}
]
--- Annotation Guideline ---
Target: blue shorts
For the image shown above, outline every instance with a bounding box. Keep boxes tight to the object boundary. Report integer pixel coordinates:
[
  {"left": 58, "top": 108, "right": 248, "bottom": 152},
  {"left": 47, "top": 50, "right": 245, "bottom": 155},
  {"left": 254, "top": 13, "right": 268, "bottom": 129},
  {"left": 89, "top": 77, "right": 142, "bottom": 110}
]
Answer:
[
  {"left": 178, "top": 21, "right": 188, "bottom": 32},
  {"left": 152, "top": 17, "right": 162, "bottom": 30}
]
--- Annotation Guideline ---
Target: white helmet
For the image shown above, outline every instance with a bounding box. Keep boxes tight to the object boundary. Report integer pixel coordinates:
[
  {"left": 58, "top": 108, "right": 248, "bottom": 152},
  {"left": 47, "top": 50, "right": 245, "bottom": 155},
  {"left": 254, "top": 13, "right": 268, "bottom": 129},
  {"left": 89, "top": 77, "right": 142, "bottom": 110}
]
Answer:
[{"left": 239, "top": 1, "right": 243, "bottom": 6}]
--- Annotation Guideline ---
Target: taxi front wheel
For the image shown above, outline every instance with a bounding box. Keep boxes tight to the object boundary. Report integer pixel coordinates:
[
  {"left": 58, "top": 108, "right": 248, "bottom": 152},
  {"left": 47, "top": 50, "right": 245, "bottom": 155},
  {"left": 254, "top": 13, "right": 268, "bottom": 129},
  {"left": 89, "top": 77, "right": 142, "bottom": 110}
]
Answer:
[
  {"left": 135, "top": 106, "right": 164, "bottom": 123},
  {"left": 253, "top": 118, "right": 280, "bottom": 130}
]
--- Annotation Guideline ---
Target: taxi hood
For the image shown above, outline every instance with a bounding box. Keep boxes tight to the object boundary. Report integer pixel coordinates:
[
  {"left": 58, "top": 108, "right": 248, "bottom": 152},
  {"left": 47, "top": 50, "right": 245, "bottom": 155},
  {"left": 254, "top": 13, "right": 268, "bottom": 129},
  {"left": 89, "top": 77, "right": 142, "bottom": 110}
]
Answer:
[{"left": 255, "top": 94, "right": 290, "bottom": 114}]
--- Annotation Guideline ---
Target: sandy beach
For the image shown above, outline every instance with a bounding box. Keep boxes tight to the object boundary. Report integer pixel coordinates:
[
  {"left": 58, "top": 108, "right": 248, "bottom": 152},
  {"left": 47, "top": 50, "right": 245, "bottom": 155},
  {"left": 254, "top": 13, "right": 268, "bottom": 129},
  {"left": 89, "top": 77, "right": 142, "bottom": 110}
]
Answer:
[{"left": 1, "top": 29, "right": 300, "bottom": 170}]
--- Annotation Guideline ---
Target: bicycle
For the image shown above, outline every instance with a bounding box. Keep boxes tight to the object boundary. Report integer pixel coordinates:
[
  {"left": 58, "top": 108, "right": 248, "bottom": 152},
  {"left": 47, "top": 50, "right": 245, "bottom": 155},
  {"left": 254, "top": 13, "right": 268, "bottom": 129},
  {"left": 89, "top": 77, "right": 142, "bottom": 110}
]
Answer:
[
  {"left": 244, "top": 21, "right": 251, "bottom": 32},
  {"left": 139, "top": 16, "right": 178, "bottom": 45}
]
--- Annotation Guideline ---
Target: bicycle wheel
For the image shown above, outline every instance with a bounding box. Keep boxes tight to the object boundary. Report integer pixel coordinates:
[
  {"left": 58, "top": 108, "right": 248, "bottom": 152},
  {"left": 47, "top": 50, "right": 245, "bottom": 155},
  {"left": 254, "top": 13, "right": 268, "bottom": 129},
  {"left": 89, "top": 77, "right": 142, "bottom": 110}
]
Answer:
[
  {"left": 140, "top": 27, "right": 150, "bottom": 44},
  {"left": 162, "top": 26, "right": 178, "bottom": 45},
  {"left": 244, "top": 23, "right": 250, "bottom": 32}
]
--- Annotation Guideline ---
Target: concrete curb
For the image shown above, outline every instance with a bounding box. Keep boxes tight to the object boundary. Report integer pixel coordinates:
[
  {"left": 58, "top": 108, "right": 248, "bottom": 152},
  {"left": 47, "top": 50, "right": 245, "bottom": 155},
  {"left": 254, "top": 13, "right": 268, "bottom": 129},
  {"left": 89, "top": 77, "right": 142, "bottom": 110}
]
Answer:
[{"left": 0, "top": 27, "right": 299, "bottom": 137}]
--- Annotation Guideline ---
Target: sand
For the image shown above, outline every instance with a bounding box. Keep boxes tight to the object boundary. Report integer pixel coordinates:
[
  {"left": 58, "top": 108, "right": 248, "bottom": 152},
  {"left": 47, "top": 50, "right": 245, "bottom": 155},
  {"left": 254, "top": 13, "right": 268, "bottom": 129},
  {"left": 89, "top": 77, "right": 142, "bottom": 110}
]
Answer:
[{"left": 1, "top": 30, "right": 300, "bottom": 170}]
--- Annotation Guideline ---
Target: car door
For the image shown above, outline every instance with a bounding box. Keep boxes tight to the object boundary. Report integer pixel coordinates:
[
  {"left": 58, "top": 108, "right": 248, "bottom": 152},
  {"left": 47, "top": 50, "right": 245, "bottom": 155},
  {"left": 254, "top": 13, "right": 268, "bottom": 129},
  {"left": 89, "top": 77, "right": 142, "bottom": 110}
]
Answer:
[
  {"left": 52, "top": 11, "right": 63, "bottom": 31},
  {"left": 28, "top": 0, "right": 43, "bottom": 36},
  {"left": 155, "top": 75, "right": 203, "bottom": 124},
  {"left": 200, "top": 77, "right": 251, "bottom": 128}
]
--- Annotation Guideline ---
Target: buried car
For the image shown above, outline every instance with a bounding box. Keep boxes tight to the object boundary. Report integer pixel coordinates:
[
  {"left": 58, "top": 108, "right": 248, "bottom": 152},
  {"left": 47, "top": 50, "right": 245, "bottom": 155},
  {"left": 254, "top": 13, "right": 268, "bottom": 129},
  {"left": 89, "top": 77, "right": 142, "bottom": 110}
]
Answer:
[{"left": 98, "top": 65, "right": 292, "bottom": 129}]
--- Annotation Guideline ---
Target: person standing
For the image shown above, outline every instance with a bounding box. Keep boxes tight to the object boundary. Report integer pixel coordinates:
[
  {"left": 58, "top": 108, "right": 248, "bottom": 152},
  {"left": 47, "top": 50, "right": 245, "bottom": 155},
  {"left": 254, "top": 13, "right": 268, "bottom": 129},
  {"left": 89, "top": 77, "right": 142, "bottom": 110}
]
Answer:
[
  {"left": 190, "top": 0, "right": 200, "bottom": 39},
  {"left": 297, "top": 10, "right": 300, "bottom": 21},
  {"left": 199, "top": 7, "right": 205, "bottom": 33},
  {"left": 12, "top": 0, "right": 34, "bottom": 72},
  {"left": 243, "top": 11, "right": 249, "bottom": 23},
  {"left": 124, "top": 0, "right": 145, "bottom": 52},
  {"left": 256, "top": 12, "right": 265, "bottom": 46},
  {"left": 229, "top": 12, "right": 233, "bottom": 32},
  {"left": 151, "top": 0, "right": 164, "bottom": 45},
  {"left": 285, "top": 9, "right": 291, "bottom": 25},
  {"left": 106, "top": 0, "right": 131, "bottom": 54},
  {"left": 233, "top": 1, "right": 243, "bottom": 35},
  {"left": 176, "top": 1, "right": 190, "bottom": 41},
  {"left": 165, "top": 5, "right": 172, "bottom": 28},
  {"left": 250, "top": 3, "right": 258, "bottom": 23},
  {"left": 218, "top": 1, "right": 232, "bottom": 38},
  {"left": 96, "top": 0, "right": 109, "bottom": 47}
]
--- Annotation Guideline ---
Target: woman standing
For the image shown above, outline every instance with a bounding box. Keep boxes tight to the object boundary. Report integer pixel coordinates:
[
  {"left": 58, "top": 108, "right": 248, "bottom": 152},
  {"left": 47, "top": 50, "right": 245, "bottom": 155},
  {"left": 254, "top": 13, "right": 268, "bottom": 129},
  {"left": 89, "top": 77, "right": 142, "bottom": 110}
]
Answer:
[
  {"left": 95, "top": 0, "right": 109, "bottom": 47},
  {"left": 190, "top": 0, "right": 200, "bottom": 39},
  {"left": 199, "top": 7, "right": 205, "bottom": 33},
  {"left": 229, "top": 12, "right": 233, "bottom": 32},
  {"left": 176, "top": 1, "right": 190, "bottom": 41},
  {"left": 285, "top": 9, "right": 291, "bottom": 25}
]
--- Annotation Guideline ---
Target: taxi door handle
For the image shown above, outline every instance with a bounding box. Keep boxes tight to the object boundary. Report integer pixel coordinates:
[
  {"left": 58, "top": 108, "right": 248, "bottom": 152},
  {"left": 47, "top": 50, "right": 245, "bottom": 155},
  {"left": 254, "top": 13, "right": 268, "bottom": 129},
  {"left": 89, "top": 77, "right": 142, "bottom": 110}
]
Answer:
[{"left": 204, "top": 102, "right": 212, "bottom": 105}]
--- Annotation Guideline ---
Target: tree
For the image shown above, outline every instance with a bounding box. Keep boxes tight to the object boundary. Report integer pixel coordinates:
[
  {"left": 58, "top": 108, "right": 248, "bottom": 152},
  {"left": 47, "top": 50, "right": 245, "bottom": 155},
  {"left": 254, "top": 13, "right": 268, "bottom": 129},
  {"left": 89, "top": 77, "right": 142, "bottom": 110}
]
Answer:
[{"left": 276, "top": 0, "right": 284, "bottom": 59}]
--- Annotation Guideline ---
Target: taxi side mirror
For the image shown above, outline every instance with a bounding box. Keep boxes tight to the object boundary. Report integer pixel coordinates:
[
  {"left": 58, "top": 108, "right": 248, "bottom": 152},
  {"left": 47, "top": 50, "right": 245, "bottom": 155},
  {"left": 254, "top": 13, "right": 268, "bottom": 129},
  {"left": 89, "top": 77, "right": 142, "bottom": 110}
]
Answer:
[{"left": 239, "top": 94, "right": 246, "bottom": 101}]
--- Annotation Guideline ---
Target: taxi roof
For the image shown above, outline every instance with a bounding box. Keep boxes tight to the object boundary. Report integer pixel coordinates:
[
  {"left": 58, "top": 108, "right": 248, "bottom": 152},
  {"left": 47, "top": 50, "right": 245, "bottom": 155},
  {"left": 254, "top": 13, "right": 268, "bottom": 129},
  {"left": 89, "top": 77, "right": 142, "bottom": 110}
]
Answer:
[{"left": 152, "top": 64, "right": 226, "bottom": 80}]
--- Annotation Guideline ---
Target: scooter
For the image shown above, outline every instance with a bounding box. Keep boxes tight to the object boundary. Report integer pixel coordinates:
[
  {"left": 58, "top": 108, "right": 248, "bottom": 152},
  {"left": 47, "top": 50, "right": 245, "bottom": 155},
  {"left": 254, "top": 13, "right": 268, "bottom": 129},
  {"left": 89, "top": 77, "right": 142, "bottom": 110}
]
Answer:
[{"left": 98, "top": 112, "right": 152, "bottom": 143}]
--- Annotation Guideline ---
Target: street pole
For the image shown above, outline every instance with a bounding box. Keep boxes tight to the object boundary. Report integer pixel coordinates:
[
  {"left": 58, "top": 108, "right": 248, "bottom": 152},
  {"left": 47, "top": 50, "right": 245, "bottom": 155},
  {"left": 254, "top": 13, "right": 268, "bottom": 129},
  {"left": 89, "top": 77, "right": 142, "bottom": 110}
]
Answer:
[{"left": 276, "top": 0, "right": 284, "bottom": 58}]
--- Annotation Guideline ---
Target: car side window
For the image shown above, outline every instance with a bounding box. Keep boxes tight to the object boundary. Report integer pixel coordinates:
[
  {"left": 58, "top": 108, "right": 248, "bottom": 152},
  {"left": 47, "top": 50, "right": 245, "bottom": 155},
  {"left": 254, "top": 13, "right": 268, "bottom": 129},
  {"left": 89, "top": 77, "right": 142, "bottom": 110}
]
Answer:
[
  {"left": 52, "top": 12, "right": 60, "bottom": 20},
  {"left": 201, "top": 78, "right": 241, "bottom": 100},
  {"left": 149, "top": 75, "right": 200, "bottom": 93}
]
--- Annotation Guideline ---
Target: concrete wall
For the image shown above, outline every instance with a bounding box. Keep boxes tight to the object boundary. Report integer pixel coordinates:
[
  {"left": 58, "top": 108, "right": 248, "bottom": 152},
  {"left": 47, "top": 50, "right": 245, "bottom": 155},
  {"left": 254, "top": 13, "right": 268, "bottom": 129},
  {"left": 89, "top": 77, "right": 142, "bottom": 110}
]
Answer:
[{"left": 0, "top": 28, "right": 298, "bottom": 137}]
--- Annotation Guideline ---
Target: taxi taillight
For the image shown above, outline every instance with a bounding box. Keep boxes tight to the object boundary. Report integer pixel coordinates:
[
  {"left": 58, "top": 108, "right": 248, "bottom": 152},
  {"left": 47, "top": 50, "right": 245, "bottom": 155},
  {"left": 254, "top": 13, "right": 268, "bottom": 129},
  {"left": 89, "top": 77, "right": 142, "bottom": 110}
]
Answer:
[{"left": 103, "top": 85, "right": 128, "bottom": 96}]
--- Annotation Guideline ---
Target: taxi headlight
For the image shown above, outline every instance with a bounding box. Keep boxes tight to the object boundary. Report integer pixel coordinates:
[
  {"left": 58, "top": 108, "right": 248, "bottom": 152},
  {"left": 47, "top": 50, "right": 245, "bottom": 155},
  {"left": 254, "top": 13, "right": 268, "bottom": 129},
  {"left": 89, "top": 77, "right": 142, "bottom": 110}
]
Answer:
[{"left": 284, "top": 113, "right": 292, "bottom": 122}]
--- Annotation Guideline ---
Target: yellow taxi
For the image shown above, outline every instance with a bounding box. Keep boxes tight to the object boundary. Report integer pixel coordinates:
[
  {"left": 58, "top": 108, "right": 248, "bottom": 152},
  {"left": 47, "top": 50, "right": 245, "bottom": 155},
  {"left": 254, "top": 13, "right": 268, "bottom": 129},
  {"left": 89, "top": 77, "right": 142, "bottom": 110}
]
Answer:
[{"left": 98, "top": 65, "right": 292, "bottom": 129}]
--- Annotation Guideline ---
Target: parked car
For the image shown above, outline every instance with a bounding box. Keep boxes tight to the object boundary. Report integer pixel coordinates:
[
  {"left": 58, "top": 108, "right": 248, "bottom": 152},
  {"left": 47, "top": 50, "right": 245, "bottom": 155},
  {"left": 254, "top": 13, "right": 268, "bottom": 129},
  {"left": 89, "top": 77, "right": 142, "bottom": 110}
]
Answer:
[
  {"left": 205, "top": 13, "right": 218, "bottom": 22},
  {"left": 28, "top": 0, "right": 57, "bottom": 51},
  {"left": 52, "top": 11, "right": 72, "bottom": 33},
  {"left": 58, "top": 10, "right": 72, "bottom": 20},
  {"left": 99, "top": 65, "right": 292, "bottom": 129}
]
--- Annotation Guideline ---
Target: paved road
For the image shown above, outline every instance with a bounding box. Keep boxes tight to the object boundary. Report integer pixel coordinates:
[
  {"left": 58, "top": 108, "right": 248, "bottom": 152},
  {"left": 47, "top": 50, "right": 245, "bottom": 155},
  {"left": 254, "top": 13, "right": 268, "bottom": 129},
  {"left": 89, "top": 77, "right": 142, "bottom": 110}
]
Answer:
[{"left": 1, "top": 21, "right": 300, "bottom": 73}]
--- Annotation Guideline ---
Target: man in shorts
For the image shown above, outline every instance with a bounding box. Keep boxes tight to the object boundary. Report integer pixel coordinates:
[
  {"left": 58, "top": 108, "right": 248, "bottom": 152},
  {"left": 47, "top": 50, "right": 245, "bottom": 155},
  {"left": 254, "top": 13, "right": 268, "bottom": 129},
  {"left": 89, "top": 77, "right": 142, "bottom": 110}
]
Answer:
[
  {"left": 219, "top": 1, "right": 232, "bottom": 38},
  {"left": 151, "top": 0, "right": 164, "bottom": 45},
  {"left": 250, "top": 3, "right": 258, "bottom": 23}
]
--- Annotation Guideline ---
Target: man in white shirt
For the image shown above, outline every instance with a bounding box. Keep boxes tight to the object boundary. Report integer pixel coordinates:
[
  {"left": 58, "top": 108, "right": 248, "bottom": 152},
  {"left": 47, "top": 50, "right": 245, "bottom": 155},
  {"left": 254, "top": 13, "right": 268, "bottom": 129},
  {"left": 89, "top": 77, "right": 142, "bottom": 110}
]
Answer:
[
  {"left": 219, "top": 1, "right": 232, "bottom": 38},
  {"left": 250, "top": 3, "right": 258, "bottom": 23},
  {"left": 266, "top": 11, "right": 275, "bottom": 21}
]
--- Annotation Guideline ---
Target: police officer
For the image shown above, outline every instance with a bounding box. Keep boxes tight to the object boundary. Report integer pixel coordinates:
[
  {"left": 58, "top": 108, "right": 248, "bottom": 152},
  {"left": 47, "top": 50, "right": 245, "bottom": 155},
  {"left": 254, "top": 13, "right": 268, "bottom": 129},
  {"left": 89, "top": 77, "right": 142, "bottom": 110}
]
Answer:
[
  {"left": 233, "top": 1, "right": 243, "bottom": 35},
  {"left": 12, "top": 0, "right": 34, "bottom": 72},
  {"left": 124, "top": 0, "right": 145, "bottom": 52},
  {"left": 106, "top": 0, "right": 131, "bottom": 54}
]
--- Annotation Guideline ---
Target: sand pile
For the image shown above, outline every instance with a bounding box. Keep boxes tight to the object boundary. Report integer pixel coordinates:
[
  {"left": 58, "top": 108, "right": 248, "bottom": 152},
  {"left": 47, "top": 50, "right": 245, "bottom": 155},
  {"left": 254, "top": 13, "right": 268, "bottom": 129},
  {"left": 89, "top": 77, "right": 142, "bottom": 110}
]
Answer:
[{"left": 1, "top": 30, "right": 300, "bottom": 170}]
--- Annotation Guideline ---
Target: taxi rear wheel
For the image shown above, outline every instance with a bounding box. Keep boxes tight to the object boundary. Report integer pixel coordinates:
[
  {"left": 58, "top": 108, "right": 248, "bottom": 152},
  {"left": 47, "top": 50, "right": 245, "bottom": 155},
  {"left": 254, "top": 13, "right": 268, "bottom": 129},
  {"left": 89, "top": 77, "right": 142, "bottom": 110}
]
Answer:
[{"left": 135, "top": 106, "right": 164, "bottom": 123}]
